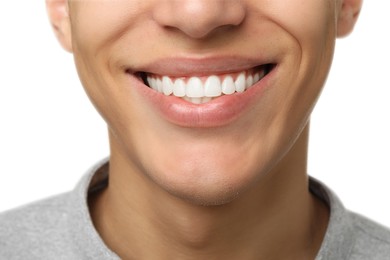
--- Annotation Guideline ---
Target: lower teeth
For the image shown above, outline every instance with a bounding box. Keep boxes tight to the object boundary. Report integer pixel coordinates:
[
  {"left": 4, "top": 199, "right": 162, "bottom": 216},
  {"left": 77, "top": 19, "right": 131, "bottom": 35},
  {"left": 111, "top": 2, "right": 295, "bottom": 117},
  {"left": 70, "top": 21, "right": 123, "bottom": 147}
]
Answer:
[{"left": 183, "top": 96, "right": 213, "bottom": 104}]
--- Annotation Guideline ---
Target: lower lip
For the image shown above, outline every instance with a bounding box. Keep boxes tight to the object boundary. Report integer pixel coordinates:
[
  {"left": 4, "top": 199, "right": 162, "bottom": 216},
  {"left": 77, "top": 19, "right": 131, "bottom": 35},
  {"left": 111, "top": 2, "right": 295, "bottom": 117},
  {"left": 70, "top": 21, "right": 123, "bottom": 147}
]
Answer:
[{"left": 128, "top": 69, "right": 275, "bottom": 128}]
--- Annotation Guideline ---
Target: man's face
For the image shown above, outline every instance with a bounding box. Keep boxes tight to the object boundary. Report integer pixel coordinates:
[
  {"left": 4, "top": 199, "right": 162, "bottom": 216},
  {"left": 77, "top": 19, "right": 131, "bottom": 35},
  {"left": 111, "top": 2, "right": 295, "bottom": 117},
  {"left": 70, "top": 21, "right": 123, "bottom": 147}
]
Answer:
[{"left": 65, "top": 0, "right": 346, "bottom": 204}]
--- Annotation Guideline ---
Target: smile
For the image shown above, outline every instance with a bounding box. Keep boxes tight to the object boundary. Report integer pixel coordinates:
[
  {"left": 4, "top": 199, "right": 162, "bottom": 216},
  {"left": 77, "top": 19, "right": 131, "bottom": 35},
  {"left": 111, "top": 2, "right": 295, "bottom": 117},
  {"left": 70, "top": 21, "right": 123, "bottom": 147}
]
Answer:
[
  {"left": 127, "top": 57, "right": 277, "bottom": 127},
  {"left": 140, "top": 64, "right": 273, "bottom": 104}
]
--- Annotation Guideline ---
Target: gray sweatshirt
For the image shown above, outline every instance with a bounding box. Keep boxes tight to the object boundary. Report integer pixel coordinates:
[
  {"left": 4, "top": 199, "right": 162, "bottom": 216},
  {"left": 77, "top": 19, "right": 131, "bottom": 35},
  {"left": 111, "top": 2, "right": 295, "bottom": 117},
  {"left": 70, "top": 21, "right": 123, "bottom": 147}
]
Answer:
[{"left": 1, "top": 159, "right": 390, "bottom": 259}]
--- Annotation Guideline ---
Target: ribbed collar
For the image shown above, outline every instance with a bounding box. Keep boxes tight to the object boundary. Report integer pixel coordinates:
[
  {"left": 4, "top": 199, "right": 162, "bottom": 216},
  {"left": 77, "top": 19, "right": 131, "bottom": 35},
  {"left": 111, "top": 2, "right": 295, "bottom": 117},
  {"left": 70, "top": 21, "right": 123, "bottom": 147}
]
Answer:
[
  {"left": 68, "top": 158, "right": 120, "bottom": 259},
  {"left": 310, "top": 177, "right": 356, "bottom": 260}
]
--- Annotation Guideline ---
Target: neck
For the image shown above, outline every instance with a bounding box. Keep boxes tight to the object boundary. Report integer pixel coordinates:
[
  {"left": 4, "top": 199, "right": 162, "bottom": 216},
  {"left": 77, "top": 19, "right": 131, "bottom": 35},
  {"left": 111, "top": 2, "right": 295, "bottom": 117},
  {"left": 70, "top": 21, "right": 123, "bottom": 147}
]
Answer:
[{"left": 90, "top": 125, "right": 329, "bottom": 259}]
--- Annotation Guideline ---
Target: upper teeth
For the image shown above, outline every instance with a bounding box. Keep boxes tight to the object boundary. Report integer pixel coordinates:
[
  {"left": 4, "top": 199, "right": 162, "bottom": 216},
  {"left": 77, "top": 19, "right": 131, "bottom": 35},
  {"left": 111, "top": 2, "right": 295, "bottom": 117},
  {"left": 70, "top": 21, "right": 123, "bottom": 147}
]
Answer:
[{"left": 146, "top": 69, "right": 266, "bottom": 104}]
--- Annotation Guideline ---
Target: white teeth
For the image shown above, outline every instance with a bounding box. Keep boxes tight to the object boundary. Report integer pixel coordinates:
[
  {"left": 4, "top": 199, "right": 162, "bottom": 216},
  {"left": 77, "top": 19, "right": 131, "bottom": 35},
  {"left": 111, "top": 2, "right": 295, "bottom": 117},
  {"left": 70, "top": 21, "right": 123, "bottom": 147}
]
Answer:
[
  {"left": 246, "top": 75, "right": 254, "bottom": 89},
  {"left": 189, "top": 97, "right": 202, "bottom": 104},
  {"left": 253, "top": 72, "right": 260, "bottom": 83},
  {"left": 156, "top": 78, "right": 163, "bottom": 92},
  {"left": 186, "top": 77, "right": 204, "bottom": 98},
  {"left": 147, "top": 77, "right": 156, "bottom": 91},
  {"left": 162, "top": 76, "right": 173, "bottom": 96},
  {"left": 202, "top": 97, "right": 212, "bottom": 103},
  {"left": 183, "top": 96, "right": 212, "bottom": 104},
  {"left": 235, "top": 73, "right": 246, "bottom": 93},
  {"left": 222, "top": 76, "right": 236, "bottom": 95},
  {"left": 145, "top": 68, "right": 267, "bottom": 104},
  {"left": 204, "top": 76, "right": 222, "bottom": 97},
  {"left": 173, "top": 78, "right": 186, "bottom": 97}
]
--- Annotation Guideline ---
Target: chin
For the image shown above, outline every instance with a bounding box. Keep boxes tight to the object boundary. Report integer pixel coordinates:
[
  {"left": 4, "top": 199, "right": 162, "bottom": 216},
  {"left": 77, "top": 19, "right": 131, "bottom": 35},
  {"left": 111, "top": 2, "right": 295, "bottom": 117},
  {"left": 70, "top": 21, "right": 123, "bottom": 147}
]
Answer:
[
  {"left": 149, "top": 161, "right": 261, "bottom": 206},
  {"left": 165, "top": 181, "right": 244, "bottom": 206},
  {"left": 133, "top": 131, "right": 277, "bottom": 206}
]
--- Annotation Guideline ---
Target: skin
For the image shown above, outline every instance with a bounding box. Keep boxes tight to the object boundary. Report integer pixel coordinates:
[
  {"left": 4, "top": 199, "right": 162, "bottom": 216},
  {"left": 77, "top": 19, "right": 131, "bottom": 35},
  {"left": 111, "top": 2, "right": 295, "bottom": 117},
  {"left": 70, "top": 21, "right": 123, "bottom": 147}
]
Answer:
[{"left": 47, "top": 0, "right": 362, "bottom": 259}]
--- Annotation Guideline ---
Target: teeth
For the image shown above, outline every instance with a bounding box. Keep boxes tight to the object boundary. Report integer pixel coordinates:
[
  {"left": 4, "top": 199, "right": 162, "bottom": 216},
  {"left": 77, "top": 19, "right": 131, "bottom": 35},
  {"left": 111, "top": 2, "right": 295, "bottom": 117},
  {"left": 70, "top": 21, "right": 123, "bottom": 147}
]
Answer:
[
  {"left": 235, "top": 73, "right": 246, "bottom": 93},
  {"left": 147, "top": 77, "right": 156, "bottom": 91},
  {"left": 173, "top": 78, "right": 186, "bottom": 97},
  {"left": 162, "top": 76, "right": 173, "bottom": 96},
  {"left": 145, "top": 68, "right": 267, "bottom": 104},
  {"left": 246, "top": 75, "right": 254, "bottom": 89},
  {"left": 221, "top": 76, "right": 236, "bottom": 95},
  {"left": 156, "top": 78, "right": 163, "bottom": 92},
  {"left": 183, "top": 96, "right": 212, "bottom": 104},
  {"left": 186, "top": 77, "right": 204, "bottom": 98},
  {"left": 253, "top": 72, "right": 260, "bottom": 83},
  {"left": 204, "top": 76, "right": 221, "bottom": 97}
]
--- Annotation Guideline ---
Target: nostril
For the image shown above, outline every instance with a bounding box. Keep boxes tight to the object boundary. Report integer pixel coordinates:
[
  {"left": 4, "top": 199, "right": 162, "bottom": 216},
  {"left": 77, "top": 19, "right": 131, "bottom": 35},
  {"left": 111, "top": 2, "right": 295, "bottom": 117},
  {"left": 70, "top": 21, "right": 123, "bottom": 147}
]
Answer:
[{"left": 152, "top": 0, "right": 246, "bottom": 39}]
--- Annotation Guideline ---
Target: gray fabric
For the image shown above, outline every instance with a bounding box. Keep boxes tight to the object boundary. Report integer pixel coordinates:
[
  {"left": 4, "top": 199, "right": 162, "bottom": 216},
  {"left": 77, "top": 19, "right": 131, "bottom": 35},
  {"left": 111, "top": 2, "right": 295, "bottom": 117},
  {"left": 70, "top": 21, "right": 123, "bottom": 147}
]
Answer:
[{"left": 1, "top": 159, "right": 390, "bottom": 259}]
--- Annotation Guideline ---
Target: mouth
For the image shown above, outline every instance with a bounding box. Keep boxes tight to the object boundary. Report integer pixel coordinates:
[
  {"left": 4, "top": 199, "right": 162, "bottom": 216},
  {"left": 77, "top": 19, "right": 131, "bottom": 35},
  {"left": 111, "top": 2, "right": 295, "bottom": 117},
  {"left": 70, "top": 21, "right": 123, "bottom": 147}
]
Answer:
[
  {"left": 125, "top": 57, "right": 277, "bottom": 127},
  {"left": 136, "top": 64, "right": 275, "bottom": 104}
]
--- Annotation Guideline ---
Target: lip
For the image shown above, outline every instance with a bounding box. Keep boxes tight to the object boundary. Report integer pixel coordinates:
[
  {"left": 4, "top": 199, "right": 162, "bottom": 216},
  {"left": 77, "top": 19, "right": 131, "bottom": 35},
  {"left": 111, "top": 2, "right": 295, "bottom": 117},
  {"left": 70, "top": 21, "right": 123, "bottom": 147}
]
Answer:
[
  {"left": 127, "top": 56, "right": 275, "bottom": 77},
  {"left": 126, "top": 57, "right": 277, "bottom": 128}
]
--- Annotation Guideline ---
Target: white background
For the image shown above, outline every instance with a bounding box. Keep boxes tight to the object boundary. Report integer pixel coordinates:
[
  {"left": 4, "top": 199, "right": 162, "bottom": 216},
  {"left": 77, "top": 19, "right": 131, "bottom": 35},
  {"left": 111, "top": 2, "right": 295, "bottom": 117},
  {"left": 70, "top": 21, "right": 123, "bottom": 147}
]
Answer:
[{"left": 0, "top": 1, "right": 389, "bottom": 227}]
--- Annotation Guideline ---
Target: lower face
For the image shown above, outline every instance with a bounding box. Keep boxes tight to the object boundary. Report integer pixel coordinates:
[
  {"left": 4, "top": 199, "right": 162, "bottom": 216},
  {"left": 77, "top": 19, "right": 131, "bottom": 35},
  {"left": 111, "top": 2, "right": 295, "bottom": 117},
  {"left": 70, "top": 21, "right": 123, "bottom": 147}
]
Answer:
[{"left": 70, "top": 0, "right": 337, "bottom": 205}]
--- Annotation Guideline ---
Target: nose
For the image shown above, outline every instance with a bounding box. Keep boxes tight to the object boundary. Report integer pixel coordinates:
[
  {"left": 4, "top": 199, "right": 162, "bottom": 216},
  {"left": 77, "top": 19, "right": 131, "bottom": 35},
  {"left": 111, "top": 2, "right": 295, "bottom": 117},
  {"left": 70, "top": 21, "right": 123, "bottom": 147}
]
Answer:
[{"left": 152, "top": 0, "right": 246, "bottom": 39}]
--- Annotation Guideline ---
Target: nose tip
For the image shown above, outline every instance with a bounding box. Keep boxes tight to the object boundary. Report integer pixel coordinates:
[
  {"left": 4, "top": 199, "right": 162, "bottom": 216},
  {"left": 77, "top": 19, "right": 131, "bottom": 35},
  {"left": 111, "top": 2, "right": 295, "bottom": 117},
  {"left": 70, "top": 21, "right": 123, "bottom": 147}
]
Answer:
[{"left": 153, "top": 0, "right": 246, "bottom": 39}]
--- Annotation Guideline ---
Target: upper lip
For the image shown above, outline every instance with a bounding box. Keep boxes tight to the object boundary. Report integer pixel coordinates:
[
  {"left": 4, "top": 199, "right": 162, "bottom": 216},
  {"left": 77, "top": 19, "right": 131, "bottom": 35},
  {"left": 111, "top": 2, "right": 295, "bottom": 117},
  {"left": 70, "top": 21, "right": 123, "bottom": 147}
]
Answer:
[{"left": 127, "top": 55, "right": 276, "bottom": 77}]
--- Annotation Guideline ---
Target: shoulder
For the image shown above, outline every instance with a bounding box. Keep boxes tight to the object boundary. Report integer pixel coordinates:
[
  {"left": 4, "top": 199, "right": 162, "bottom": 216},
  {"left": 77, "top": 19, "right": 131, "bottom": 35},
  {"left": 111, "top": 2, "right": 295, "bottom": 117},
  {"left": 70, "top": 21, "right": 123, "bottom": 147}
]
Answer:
[
  {"left": 0, "top": 192, "right": 78, "bottom": 259},
  {"left": 348, "top": 211, "right": 390, "bottom": 259},
  {"left": 309, "top": 177, "right": 390, "bottom": 260}
]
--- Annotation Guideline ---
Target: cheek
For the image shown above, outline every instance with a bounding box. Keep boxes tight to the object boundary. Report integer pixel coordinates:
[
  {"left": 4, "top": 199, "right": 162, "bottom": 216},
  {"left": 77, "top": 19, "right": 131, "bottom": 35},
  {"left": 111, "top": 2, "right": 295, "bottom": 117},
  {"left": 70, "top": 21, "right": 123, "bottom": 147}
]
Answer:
[
  {"left": 268, "top": 0, "right": 337, "bottom": 96},
  {"left": 247, "top": 1, "right": 338, "bottom": 156},
  {"left": 70, "top": 1, "right": 150, "bottom": 54},
  {"left": 264, "top": 0, "right": 335, "bottom": 47},
  {"left": 69, "top": 2, "right": 151, "bottom": 127}
]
